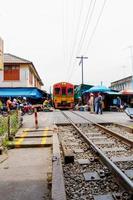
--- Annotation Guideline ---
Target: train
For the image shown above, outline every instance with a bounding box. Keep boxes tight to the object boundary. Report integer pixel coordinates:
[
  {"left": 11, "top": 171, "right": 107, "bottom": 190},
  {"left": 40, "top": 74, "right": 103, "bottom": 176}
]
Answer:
[{"left": 53, "top": 82, "right": 74, "bottom": 109}]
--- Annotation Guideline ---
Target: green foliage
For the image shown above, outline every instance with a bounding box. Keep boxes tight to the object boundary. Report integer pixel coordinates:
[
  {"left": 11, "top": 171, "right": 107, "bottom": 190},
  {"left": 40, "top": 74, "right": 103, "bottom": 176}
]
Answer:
[
  {"left": 2, "top": 138, "right": 14, "bottom": 148},
  {"left": 0, "top": 111, "right": 20, "bottom": 137},
  {"left": 0, "top": 116, "right": 8, "bottom": 136}
]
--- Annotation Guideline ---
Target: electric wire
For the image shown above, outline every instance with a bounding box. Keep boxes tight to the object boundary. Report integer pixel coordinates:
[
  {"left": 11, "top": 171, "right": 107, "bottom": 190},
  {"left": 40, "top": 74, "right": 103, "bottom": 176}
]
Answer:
[
  {"left": 76, "top": 0, "right": 96, "bottom": 56},
  {"left": 68, "top": 0, "right": 107, "bottom": 83},
  {"left": 84, "top": 0, "right": 107, "bottom": 54},
  {"left": 68, "top": 0, "right": 96, "bottom": 82},
  {"left": 67, "top": 0, "right": 84, "bottom": 81},
  {"left": 62, "top": 0, "right": 66, "bottom": 79}
]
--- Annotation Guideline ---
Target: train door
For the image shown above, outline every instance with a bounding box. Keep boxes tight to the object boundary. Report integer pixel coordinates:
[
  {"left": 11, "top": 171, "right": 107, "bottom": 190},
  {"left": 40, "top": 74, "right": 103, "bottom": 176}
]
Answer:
[{"left": 62, "top": 87, "right": 66, "bottom": 95}]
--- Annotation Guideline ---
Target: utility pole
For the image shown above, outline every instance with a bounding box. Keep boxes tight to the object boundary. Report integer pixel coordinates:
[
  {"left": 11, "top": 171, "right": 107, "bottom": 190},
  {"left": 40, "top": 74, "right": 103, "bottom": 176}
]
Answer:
[
  {"left": 128, "top": 46, "right": 133, "bottom": 89},
  {"left": 76, "top": 56, "right": 88, "bottom": 85}
]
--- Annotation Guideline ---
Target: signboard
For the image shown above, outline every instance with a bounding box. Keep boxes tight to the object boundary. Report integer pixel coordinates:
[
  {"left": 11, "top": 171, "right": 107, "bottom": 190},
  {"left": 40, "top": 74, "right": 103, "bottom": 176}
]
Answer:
[{"left": 0, "top": 38, "right": 4, "bottom": 70}]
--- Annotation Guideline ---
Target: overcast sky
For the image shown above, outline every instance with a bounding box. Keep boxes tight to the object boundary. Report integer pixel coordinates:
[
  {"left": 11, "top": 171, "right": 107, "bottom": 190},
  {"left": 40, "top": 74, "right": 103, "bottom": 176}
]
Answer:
[{"left": 1, "top": 0, "right": 133, "bottom": 92}]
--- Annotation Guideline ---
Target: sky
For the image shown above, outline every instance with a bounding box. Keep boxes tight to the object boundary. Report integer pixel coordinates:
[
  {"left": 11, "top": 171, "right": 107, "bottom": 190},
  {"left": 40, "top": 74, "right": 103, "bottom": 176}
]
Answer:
[{"left": 1, "top": 0, "right": 133, "bottom": 92}]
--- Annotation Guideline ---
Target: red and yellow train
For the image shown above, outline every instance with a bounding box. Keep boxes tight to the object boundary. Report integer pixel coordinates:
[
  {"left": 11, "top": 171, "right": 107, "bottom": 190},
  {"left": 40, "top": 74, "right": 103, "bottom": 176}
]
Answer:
[{"left": 53, "top": 82, "right": 74, "bottom": 109}]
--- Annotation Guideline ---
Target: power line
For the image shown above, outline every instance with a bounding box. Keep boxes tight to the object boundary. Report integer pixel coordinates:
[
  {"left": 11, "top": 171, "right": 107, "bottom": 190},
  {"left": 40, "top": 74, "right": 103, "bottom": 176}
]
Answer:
[
  {"left": 67, "top": 0, "right": 84, "bottom": 80},
  {"left": 68, "top": 0, "right": 95, "bottom": 82},
  {"left": 68, "top": 0, "right": 107, "bottom": 83},
  {"left": 84, "top": 0, "right": 107, "bottom": 54},
  {"left": 76, "top": 0, "right": 96, "bottom": 56},
  {"left": 62, "top": 0, "right": 66, "bottom": 75}
]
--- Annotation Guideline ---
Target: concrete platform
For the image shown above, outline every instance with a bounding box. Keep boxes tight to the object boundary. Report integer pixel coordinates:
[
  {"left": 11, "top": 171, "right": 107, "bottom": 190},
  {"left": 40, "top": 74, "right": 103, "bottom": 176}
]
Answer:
[
  {"left": 16, "top": 129, "right": 53, "bottom": 138},
  {"left": 10, "top": 128, "right": 53, "bottom": 148},
  {"left": 9, "top": 138, "right": 52, "bottom": 148},
  {"left": 22, "top": 110, "right": 133, "bottom": 128}
]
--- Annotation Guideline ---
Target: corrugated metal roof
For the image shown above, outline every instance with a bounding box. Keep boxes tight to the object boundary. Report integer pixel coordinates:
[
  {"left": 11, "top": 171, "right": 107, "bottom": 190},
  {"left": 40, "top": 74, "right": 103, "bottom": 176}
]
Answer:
[{"left": 4, "top": 53, "right": 31, "bottom": 64}]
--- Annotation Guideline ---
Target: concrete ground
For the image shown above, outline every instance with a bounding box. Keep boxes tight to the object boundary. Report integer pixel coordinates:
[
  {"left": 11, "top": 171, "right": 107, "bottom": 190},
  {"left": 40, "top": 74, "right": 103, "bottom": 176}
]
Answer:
[
  {"left": 22, "top": 110, "right": 133, "bottom": 128},
  {"left": 0, "top": 111, "right": 53, "bottom": 200},
  {"left": 0, "top": 148, "right": 51, "bottom": 200}
]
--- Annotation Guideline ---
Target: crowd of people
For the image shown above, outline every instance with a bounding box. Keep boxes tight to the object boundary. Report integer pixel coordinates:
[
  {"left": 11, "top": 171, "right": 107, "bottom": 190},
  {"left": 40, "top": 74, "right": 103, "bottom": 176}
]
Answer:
[
  {"left": 75, "top": 93, "right": 104, "bottom": 114},
  {"left": 0, "top": 96, "right": 54, "bottom": 115},
  {"left": 74, "top": 93, "right": 127, "bottom": 114},
  {"left": 0, "top": 94, "right": 128, "bottom": 115},
  {"left": 0, "top": 97, "right": 32, "bottom": 114}
]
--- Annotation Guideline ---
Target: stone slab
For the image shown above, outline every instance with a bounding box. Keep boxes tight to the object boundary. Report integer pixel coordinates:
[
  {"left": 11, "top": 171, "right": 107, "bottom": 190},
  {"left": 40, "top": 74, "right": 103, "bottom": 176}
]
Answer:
[
  {"left": 67, "top": 142, "right": 79, "bottom": 146},
  {"left": 86, "top": 133, "right": 102, "bottom": 136},
  {"left": 77, "top": 159, "right": 90, "bottom": 165},
  {"left": 94, "top": 194, "right": 114, "bottom": 200},
  {"left": 124, "top": 169, "right": 133, "bottom": 179},
  {"left": 94, "top": 140, "right": 115, "bottom": 145},
  {"left": 89, "top": 136, "right": 107, "bottom": 140},
  {"left": 102, "top": 147, "right": 126, "bottom": 152},
  {"left": 74, "top": 149, "right": 84, "bottom": 153},
  {"left": 111, "top": 155, "right": 133, "bottom": 162},
  {"left": 83, "top": 171, "right": 100, "bottom": 181},
  {"left": 68, "top": 137, "right": 75, "bottom": 140}
]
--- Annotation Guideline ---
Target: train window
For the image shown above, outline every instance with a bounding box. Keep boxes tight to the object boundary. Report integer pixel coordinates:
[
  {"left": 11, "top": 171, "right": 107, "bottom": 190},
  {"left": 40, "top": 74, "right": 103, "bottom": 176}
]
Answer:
[
  {"left": 68, "top": 88, "right": 73, "bottom": 95},
  {"left": 62, "top": 87, "right": 66, "bottom": 95},
  {"left": 55, "top": 88, "right": 60, "bottom": 94}
]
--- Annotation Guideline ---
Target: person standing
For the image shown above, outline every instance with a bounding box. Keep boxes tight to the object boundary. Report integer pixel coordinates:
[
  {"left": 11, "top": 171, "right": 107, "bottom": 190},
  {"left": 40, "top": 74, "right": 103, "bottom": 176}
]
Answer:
[
  {"left": 117, "top": 96, "right": 121, "bottom": 111},
  {"left": 96, "top": 93, "right": 103, "bottom": 114},
  {"left": 6, "top": 97, "right": 12, "bottom": 112},
  {"left": 89, "top": 93, "right": 94, "bottom": 113},
  {"left": 0, "top": 98, "right": 3, "bottom": 113}
]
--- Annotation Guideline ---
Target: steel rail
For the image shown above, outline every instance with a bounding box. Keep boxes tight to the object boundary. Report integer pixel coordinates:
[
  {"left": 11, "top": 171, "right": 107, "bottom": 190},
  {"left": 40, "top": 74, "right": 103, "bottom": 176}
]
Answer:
[
  {"left": 61, "top": 111, "right": 133, "bottom": 194},
  {"left": 72, "top": 111, "right": 133, "bottom": 147}
]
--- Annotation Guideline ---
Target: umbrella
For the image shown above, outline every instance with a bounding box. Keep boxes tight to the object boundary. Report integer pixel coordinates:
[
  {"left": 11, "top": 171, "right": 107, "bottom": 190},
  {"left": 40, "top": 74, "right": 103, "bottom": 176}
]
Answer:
[
  {"left": 83, "top": 85, "right": 111, "bottom": 94},
  {"left": 119, "top": 89, "right": 133, "bottom": 95}
]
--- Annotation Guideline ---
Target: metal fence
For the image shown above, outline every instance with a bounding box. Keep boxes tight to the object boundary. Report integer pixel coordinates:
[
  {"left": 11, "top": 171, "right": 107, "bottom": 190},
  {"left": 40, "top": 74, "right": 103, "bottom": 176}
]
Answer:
[{"left": 0, "top": 110, "right": 21, "bottom": 138}]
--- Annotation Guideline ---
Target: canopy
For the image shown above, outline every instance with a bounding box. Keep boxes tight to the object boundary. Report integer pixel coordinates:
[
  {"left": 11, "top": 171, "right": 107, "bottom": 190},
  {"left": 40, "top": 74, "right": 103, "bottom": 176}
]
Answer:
[
  {"left": 0, "top": 87, "right": 47, "bottom": 98},
  {"left": 74, "top": 84, "right": 93, "bottom": 98},
  {"left": 119, "top": 89, "right": 133, "bottom": 95},
  {"left": 83, "top": 85, "right": 111, "bottom": 94},
  {"left": 104, "top": 91, "right": 119, "bottom": 95}
]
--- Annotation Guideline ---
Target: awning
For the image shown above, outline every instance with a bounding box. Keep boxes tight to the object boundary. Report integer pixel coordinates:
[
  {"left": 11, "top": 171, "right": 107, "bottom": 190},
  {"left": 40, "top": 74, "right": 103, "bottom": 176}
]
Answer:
[
  {"left": 0, "top": 87, "right": 47, "bottom": 98},
  {"left": 82, "top": 85, "right": 111, "bottom": 94},
  {"left": 104, "top": 91, "right": 119, "bottom": 95},
  {"left": 119, "top": 89, "right": 133, "bottom": 95}
]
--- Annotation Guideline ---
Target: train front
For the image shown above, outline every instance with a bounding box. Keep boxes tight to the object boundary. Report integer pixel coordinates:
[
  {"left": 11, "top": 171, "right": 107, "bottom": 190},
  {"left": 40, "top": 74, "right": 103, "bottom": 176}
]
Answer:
[{"left": 53, "top": 82, "right": 74, "bottom": 109}]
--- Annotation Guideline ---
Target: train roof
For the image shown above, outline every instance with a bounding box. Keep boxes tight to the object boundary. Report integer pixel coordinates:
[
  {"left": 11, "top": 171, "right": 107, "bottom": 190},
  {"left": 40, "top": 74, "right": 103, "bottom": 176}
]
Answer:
[{"left": 53, "top": 82, "right": 74, "bottom": 87}]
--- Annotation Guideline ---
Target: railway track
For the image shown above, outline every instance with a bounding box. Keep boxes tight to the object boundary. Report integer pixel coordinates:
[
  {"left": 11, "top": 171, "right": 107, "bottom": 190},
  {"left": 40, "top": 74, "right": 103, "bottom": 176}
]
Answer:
[{"left": 57, "top": 111, "right": 133, "bottom": 200}]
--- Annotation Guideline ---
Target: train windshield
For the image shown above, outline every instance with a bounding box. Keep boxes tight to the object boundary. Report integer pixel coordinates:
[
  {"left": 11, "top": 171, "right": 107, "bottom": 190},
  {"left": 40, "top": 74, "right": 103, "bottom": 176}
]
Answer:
[
  {"left": 54, "top": 87, "right": 60, "bottom": 94},
  {"left": 62, "top": 87, "right": 66, "bottom": 95},
  {"left": 68, "top": 88, "right": 73, "bottom": 95}
]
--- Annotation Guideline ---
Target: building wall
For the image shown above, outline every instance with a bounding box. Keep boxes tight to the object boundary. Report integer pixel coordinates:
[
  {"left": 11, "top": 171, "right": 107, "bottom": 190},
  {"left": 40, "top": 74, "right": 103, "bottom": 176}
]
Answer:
[
  {"left": 110, "top": 76, "right": 132, "bottom": 91},
  {"left": 0, "top": 63, "right": 42, "bottom": 88}
]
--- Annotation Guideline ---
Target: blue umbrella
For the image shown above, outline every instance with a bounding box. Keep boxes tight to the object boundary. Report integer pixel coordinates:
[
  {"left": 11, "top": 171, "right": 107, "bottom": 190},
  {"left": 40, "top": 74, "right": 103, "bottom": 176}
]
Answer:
[{"left": 83, "top": 85, "right": 111, "bottom": 94}]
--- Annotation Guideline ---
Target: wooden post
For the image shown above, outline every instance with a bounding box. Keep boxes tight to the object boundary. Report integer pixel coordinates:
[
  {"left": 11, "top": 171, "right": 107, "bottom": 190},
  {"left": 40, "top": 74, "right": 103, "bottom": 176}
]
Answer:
[
  {"left": 34, "top": 108, "right": 38, "bottom": 129},
  {"left": 7, "top": 114, "right": 10, "bottom": 140}
]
